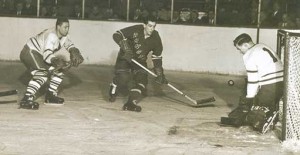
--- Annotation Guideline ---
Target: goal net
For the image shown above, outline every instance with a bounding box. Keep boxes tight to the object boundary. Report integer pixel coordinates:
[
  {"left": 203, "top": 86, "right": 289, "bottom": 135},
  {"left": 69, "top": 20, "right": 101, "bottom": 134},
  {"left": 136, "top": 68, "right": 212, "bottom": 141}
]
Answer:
[{"left": 277, "top": 30, "right": 300, "bottom": 150}]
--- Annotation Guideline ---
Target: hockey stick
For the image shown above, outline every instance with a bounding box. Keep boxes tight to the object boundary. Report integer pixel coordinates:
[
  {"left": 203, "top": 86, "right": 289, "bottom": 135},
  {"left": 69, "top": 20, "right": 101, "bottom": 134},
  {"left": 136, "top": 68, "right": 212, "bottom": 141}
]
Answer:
[
  {"left": 0, "top": 90, "right": 18, "bottom": 97},
  {"left": 131, "top": 59, "right": 215, "bottom": 106}
]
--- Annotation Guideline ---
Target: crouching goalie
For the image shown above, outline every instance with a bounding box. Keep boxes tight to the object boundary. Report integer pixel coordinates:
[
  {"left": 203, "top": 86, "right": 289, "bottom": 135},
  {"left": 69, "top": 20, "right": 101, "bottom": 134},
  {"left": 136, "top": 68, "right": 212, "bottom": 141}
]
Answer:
[
  {"left": 19, "top": 17, "right": 84, "bottom": 110},
  {"left": 221, "top": 33, "right": 284, "bottom": 134}
]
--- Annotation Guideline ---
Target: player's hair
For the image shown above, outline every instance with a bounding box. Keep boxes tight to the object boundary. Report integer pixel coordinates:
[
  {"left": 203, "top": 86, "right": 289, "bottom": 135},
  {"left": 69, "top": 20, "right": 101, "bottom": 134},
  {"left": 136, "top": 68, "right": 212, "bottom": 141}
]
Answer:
[
  {"left": 56, "top": 17, "right": 69, "bottom": 27},
  {"left": 233, "top": 33, "right": 252, "bottom": 46},
  {"left": 142, "top": 15, "right": 157, "bottom": 24}
]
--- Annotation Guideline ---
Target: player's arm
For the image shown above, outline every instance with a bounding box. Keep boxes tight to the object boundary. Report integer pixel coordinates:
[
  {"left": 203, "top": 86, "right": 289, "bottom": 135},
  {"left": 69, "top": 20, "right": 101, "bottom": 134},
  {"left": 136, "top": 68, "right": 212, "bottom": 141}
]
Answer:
[
  {"left": 43, "top": 34, "right": 58, "bottom": 65},
  {"left": 152, "top": 34, "right": 167, "bottom": 84},
  {"left": 113, "top": 29, "right": 133, "bottom": 62},
  {"left": 64, "top": 36, "right": 84, "bottom": 67},
  {"left": 245, "top": 60, "right": 259, "bottom": 99}
]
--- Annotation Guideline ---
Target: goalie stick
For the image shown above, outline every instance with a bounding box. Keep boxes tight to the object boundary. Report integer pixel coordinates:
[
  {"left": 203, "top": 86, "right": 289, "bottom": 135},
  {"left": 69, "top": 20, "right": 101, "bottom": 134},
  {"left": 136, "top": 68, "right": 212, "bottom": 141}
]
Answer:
[
  {"left": 131, "top": 59, "right": 215, "bottom": 106},
  {"left": 0, "top": 90, "right": 18, "bottom": 97}
]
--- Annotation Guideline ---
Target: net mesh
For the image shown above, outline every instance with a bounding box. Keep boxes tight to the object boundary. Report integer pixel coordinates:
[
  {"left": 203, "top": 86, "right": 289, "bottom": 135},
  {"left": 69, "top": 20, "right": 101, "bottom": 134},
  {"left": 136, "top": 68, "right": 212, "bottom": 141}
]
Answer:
[
  {"left": 285, "top": 35, "right": 300, "bottom": 140},
  {"left": 277, "top": 30, "right": 300, "bottom": 151}
]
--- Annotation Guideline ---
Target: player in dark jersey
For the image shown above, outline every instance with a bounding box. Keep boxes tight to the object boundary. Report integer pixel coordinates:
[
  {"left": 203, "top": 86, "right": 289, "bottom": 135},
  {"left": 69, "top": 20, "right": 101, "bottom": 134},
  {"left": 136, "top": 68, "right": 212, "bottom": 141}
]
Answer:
[
  {"left": 19, "top": 17, "right": 84, "bottom": 110},
  {"left": 221, "top": 33, "right": 284, "bottom": 133},
  {"left": 109, "top": 16, "right": 167, "bottom": 112}
]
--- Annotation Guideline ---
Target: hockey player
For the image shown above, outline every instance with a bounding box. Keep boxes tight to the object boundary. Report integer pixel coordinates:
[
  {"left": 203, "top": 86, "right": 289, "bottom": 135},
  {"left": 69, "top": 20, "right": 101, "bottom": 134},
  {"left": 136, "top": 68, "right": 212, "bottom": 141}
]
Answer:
[
  {"left": 19, "top": 17, "right": 84, "bottom": 110},
  {"left": 109, "top": 16, "right": 168, "bottom": 112},
  {"left": 221, "top": 33, "right": 284, "bottom": 134}
]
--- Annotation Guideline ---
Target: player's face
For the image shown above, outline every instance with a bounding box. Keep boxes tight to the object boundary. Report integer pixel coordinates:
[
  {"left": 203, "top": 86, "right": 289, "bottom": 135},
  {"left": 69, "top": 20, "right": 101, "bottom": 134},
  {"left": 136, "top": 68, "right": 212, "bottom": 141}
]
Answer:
[
  {"left": 144, "top": 21, "right": 156, "bottom": 36},
  {"left": 236, "top": 44, "right": 248, "bottom": 54},
  {"left": 57, "top": 22, "right": 69, "bottom": 37}
]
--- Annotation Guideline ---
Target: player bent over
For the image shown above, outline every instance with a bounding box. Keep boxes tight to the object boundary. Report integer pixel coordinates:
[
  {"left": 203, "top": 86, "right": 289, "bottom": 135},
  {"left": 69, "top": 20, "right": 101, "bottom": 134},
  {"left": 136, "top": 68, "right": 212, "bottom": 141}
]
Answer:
[
  {"left": 221, "top": 33, "right": 284, "bottom": 134},
  {"left": 108, "top": 16, "right": 168, "bottom": 112},
  {"left": 19, "top": 17, "right": 84, "bottom": 110}
]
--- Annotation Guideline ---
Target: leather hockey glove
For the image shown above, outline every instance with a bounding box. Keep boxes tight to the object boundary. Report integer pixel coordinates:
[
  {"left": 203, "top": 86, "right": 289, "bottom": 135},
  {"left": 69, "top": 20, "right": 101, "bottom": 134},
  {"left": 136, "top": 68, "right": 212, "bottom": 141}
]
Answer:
[
  {"left": 154, "top": 67, "right": 168, "bottom": 85},
  {"left": 119, "top": 39, "right": 133, "bottom": 62},
  {"left": 69, "top": 47, "right": 84, "bottom": 67},
  {"left": 51, "top": 57, "right": 66, "bottom": 70}
]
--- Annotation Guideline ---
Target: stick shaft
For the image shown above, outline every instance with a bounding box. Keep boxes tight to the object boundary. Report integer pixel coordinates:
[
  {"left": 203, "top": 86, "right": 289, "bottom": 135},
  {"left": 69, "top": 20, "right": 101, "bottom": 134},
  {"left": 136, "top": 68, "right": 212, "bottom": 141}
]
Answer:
[
  {"left": 132, "top": 59, "right": 198, "bottom": 104},
  {"left": 0, "top": 90, "right": 18, "bottom": 97}
]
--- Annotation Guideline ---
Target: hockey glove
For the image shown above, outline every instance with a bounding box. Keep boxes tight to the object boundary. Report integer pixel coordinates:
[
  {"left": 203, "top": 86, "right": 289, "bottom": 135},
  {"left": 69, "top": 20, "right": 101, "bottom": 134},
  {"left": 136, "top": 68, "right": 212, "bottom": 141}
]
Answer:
[
  {"left": 154, "top": 67, "right": 168, "bottom": 85},
  {"left": 51, "top": 57, "right": 66, "bottom": 70},
  {"left": 69, "top": 47, "right": 84, "bottom": 67},
  {"left": 119, "top": 39, "right": 133, "bottom": 62},
  {"left": 51, "top": 57, "right": 71, "bottom": 72}
]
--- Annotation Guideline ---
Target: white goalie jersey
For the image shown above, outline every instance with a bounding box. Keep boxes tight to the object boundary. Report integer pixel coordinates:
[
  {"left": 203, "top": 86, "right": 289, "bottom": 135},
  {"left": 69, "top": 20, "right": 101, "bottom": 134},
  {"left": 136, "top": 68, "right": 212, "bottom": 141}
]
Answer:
[
  {"left": 243, "top": 43, "right": 284, "bottom": 98},
  {"left": 26, "top": 28, "right": 75, "bottom": 64}
]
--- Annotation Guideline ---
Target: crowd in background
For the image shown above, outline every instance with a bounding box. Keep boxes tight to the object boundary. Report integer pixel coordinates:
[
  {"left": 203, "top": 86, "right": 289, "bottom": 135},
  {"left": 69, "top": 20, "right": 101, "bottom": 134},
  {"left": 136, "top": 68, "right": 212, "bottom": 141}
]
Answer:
[{"left": 0, "top": 0, "right": 299, "bottom": 29}]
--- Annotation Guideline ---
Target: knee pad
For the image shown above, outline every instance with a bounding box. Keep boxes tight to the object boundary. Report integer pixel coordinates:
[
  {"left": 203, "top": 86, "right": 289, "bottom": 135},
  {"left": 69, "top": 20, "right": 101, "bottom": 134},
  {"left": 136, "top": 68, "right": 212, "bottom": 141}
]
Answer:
[{"left": 31, "top": 70, "right": 48, "bottom": 85}]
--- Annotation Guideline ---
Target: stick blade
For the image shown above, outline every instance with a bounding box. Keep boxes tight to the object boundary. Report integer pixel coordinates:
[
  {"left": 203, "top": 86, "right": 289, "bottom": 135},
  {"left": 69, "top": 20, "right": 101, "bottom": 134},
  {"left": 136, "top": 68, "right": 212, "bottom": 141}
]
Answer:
[
  {"left": 196, "top": 97, "right": 215, "bottom": 105},
  {"left": 187, "top": 97, "right": 215, "bottom": 108},
  {"left": 0, "top": 90, "right": 18, "bottom": 97}
]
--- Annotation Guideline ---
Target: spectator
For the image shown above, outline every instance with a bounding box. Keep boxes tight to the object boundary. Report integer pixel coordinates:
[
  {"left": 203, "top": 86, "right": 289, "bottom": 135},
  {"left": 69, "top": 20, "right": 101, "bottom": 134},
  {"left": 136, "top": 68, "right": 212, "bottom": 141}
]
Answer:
[
  {"left": 133, "top": 8, "right": 142, "bottom": 21},
  {"left": 191, "top": 11, "right": 208, "bottom": 25},
  {"left": 40, "top": 6, "right": 49, "bottom": 17},
  {"left": 23, "top": 0, "right": 37, "bottom": 16},
  {"left": 50, "top": 5, "right": 59, "bottom": 17},
  {"left": 71, "top": 4, "right": 82, "bottom": 19},
  {"left": 103, "top": 8, "right": 118, "bottom": 20},
  {"left": 208, "top": 10, "right": 215, "bottom": 25},
  {"left": 88, "top": 5, "right": 103, "bottom": 20},
  {"left": 266, "top": 1, "right": 283, "bottom": 27},
  {"left": 278, "top": 13, "right": 296, "bottom": 29},
  {"left": 0, "top": 0, "right": 10, "bottom": 15},
  {"left": 14, "top": 2, "right": 23, "bottom": 16},
  {"left": 158, "top": 8, "right": 171, "bottom": 22},
  {"left": 176, "top": 8, "right": 192, "bottom": 24}
]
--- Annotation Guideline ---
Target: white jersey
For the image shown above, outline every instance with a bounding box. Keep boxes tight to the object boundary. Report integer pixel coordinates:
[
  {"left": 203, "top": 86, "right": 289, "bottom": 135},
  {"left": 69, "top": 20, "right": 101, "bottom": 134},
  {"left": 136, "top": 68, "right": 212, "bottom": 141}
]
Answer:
[
  {"left": 243, "top": 43, "right": 284, "bottom": 98},
  {"left": 26, "top": 27, "right": 74, "bottom": 64}
]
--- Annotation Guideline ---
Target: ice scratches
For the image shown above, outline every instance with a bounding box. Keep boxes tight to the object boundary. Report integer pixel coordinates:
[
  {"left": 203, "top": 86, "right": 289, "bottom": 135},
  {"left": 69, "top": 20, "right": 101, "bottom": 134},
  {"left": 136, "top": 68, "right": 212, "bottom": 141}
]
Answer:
[
  {"left": 168, "top": 126, "right": 179, "bottom": 135},
  {"left": 0, "top": 142, "right": 6, "bottom": 151}
]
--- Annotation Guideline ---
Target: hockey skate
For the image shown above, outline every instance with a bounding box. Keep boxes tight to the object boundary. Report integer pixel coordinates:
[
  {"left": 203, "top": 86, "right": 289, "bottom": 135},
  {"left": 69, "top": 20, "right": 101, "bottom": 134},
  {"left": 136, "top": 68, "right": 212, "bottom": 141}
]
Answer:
[
  {"left": 19, "top": 95, "right": 39, "bottom": 110},
  {"left": 122, "top": 101, "right": 142, "bottom": 112},
  {"left": 109, "top": 83, "right": 117, "bottom": 102},
  {"left": 44, "top": 91, "right": 64, "bottom": 105}
]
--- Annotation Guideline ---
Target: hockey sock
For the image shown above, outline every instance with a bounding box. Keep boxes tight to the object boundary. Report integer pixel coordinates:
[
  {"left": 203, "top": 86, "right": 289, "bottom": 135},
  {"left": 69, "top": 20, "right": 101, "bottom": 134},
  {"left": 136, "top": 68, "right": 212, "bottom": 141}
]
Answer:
[
  {"left": 48, "top": 73, "right": 63, "bottom": 93},
  {"left": 25, "top": 70, "right": 48, "bottom": 96}
]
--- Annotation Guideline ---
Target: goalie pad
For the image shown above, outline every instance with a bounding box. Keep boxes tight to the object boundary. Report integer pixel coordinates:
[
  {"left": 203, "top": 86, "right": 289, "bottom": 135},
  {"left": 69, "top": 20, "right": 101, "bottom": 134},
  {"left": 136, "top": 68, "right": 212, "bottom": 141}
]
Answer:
[
  {"left": 245, "top": 106, "right": 278, "bottom": 133},
  {"left": 119, "top": 39, "right": 133, "bottom": 62}
]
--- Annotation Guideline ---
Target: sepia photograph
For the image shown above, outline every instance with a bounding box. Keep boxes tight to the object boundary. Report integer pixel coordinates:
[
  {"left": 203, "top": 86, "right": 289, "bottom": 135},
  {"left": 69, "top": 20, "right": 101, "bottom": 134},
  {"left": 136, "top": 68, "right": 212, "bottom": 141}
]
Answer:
[{"left": 0, "top": 0, "right": 299, "bottom": 154}]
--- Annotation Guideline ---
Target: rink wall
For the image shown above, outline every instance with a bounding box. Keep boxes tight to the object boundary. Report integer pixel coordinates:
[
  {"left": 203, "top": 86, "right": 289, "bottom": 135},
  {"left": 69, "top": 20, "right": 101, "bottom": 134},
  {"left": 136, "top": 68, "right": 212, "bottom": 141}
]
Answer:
[{"left": 0, "top": 17, "right": 277, "bottom": 75}]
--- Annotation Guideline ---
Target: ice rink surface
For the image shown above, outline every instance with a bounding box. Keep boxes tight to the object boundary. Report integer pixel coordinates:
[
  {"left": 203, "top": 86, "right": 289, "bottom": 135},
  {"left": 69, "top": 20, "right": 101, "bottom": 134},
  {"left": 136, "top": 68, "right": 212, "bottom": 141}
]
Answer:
[{"left": 0, "top": 61, "right": 297, "bottom": 155}]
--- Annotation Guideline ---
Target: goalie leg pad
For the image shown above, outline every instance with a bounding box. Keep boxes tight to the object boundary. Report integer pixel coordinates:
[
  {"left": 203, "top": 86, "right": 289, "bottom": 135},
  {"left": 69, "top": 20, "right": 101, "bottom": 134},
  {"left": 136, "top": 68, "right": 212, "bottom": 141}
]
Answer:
[
  {"left": 224, "top": 104, "right": 250, "bottom": 126},
  {"left": 246, "top": 106, "right": 278, "bottom": 133}
]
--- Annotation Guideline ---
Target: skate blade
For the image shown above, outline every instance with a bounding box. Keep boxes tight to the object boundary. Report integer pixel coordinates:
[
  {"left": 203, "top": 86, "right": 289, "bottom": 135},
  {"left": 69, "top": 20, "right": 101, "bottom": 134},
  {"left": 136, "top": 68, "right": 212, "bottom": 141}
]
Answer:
[{"left": 44, "top": 102, "right": 65, "bottom": 106}]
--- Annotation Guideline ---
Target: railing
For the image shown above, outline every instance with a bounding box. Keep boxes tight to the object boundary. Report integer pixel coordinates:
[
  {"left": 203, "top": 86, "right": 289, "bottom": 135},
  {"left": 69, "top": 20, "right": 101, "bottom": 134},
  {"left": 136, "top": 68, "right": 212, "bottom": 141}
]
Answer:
[{"left": 0, "top": 0, "right": 298, "bottom": 29}]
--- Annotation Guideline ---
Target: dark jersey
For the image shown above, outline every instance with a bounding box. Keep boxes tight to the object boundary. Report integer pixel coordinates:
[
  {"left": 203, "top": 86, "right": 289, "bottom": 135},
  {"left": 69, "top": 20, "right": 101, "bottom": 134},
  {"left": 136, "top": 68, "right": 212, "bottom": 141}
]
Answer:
[{"left": 113, "top": 25, "right": 163, "bottom": 63}]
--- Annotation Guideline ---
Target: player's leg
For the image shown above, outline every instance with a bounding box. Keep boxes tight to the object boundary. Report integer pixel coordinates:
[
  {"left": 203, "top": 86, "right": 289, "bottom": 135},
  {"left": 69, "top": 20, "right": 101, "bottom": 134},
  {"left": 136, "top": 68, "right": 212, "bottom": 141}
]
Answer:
[
  {"left": 44, "top": 71, "right": 65, "bottom": 105},
  {"left": 123, "top": 69, "right": 148, "bottom": 112},
  {"left": 246, "top": 81, "right": 284, "bottom": 133},
  {"left": 109, "top": 58, "right": 131, "bottom": 102},
  {"left": 19, "top": 45, "right": 50, "bottom": 109}
]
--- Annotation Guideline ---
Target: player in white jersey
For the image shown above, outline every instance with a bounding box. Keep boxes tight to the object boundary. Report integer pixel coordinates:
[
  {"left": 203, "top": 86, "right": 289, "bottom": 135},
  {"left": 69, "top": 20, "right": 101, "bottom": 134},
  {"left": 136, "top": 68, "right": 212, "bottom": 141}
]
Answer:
[
  {"left": 19, "top": 17, "right": 84, "bottom": 110},
  {"left": 221, "top": 33, "right": 284, "bottom": 134}
]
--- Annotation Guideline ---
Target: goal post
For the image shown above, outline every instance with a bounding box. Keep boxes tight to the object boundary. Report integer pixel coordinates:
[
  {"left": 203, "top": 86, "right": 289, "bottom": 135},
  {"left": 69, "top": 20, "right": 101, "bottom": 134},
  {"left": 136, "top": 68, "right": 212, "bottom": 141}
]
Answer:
[{"left": 276, "top": 30, "right": 300, "bottom": 146}]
